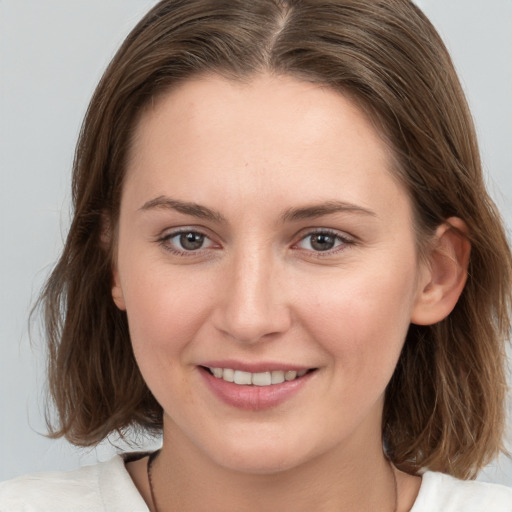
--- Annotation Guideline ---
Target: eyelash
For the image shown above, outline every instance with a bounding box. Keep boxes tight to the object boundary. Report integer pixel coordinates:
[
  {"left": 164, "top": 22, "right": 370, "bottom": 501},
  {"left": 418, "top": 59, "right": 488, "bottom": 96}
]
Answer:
[
  {"left": 292, "top": 228, "right": 354, "bottom": 258},
  {"left": 157, "top": 228, "right": 354, "bottom": 258},
  {"left": 157, "top": 228, "right": 218, "bottom": 257}
]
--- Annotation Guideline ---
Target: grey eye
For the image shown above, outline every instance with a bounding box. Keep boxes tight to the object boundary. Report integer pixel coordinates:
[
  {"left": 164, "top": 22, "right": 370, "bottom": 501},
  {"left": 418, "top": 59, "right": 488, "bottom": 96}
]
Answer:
[
  {"left": 296, "top": 231, "right": 347, "bottom": 252},
  {"left": 160, "top": 229, "right": 216, "bottom": 255},
  {"left": 179, "top": 232, "right": 205, "bottom": 250},
  {"left": 309, "top": 233, "right": 336, "bottom": 251}
]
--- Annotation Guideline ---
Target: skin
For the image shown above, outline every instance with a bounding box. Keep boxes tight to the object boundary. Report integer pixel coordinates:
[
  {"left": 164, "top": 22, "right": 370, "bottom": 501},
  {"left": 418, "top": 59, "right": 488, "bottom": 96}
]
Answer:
[{"left": 113, "top": 74, "right": 468, "bottom": 511}]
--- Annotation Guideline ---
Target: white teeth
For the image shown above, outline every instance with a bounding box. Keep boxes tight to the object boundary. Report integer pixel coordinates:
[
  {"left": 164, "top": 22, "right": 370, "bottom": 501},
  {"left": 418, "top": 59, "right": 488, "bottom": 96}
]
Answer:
[
  {"left": 234, "top": 370, "right": 252, "bottom": 385},
  {"left": 212, "top": 367, "right": 223, "bottom": 378},
  {"left": 252, "top": 372, "right": 272, "bottom": 386},
  {"left": 223, "top": 368, "right": 235, "bottom": 382},
  {"left": 271, "top": 370, "right": 285, "bottom": 384},
  {"left": 208, "top": 367, "right": 309, "bottom": 386},
  {"left": 285, "top": 370, "right": 297, "bottom": 381}
]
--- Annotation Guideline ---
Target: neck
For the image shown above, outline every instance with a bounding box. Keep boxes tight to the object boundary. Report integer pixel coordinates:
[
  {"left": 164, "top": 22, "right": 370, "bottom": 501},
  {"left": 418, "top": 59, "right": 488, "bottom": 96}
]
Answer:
[{"left": 149, "top": 425, "right": 396, "bottom": 512}]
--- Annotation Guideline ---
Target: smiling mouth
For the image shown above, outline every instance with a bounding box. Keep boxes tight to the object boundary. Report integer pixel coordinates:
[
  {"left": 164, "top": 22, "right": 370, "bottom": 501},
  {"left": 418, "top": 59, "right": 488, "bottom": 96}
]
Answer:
[{"left": 202, "top": 367, "right": 316, "bottom": 386}]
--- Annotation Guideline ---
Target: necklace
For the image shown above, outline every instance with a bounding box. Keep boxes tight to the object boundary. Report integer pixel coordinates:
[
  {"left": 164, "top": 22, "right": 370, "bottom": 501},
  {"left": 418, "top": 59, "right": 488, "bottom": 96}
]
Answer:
[
  {"left": 146, "top": 450, "right": 398, "bottom": 512},
  {"left": 389, "top": 458, "right": 399, "bottom": 512},
  {"left": 147, "top": 450, "right": 161, "bottom": 512}
]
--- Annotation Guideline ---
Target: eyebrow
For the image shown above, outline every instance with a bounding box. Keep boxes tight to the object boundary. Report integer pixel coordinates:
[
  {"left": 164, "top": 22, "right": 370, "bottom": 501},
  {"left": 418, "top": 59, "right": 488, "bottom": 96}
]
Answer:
[
  {"left": 139, "top": 196, "right": 376, "bottom": 223},
  {"left": 139, "top": 196, "right": 226, "bottom": 223},
  {"left": 280, "top": 200, "right": 377, "bottom": 222}
]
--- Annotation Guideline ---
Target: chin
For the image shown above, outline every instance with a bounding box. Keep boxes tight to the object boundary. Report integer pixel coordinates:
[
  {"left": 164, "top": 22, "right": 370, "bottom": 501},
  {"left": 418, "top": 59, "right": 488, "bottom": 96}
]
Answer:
[
  {"left": 216, "top": 447, "right": 307, "bottom": 475},
  {"left": 202, "top": 431, "right": 323, "bottom": 475}
]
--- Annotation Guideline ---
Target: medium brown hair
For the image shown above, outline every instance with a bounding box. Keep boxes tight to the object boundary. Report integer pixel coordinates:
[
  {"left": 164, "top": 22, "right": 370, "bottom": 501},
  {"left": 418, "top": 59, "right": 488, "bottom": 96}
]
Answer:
[{"left": 40, "top": 0, "right": 511, "bottom": 479}]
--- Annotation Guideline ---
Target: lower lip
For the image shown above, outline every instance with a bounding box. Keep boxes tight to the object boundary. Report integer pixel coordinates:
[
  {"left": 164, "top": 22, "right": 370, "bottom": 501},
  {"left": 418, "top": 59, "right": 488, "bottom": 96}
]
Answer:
[{"left": 199, "top": 368, "right": 314, "bottom": 411}]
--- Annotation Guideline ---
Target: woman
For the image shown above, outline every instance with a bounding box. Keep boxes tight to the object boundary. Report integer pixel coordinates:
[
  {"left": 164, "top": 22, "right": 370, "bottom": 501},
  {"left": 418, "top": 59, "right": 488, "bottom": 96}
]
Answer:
[{"left": 1, "top": 0, "right": 511, "bottom": 510}]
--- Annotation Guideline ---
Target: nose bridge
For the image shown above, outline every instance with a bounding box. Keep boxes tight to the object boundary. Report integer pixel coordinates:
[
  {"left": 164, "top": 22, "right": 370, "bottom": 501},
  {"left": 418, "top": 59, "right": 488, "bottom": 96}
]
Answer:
[{"left": 216, "top": 245, "right": 290, "bottom": 343}]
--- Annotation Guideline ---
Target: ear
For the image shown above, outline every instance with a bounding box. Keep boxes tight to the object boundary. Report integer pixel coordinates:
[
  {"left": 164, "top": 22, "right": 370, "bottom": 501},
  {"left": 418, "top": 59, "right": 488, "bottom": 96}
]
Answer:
[
  {"left": 411, "top": 217, "right": 470, "bottom": 326},
  {"left": 111, "top": 265, "right": 126, "bottom": 311},
  {"left": 101, "top": 211, "right": 126, "bottom": 311}
]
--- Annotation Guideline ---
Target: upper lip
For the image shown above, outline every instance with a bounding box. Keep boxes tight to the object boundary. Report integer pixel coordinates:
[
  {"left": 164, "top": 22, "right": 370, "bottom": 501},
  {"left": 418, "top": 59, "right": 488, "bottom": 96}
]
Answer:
[{"left": 199, "top": 360, "right": 314, "bottom": 373}]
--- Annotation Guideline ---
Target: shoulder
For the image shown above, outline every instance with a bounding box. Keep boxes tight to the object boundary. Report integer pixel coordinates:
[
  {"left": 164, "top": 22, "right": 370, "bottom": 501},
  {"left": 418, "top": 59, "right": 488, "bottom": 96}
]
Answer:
[
  {"left": 411, "top": 471, "right": 512, "bottom": 511},
  {"left": 0, "top": 455, "right": 149, "bottom": 512}
]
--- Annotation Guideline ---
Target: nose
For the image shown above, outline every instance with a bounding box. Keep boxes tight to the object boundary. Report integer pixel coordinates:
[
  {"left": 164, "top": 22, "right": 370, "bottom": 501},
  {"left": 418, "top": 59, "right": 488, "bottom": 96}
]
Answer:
[{"left": 213, "top": 249, "right": 292, "bottom": 344}]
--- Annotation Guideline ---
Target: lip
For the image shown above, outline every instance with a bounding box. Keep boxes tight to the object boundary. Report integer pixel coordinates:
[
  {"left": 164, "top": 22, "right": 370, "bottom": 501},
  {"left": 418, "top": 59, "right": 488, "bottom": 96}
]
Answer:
[
  {"left": 199, "top": 360, "right": 311, "bottom": 373},
  {"left": 198, "top": 364, "right": 316, "bottom": 411}
]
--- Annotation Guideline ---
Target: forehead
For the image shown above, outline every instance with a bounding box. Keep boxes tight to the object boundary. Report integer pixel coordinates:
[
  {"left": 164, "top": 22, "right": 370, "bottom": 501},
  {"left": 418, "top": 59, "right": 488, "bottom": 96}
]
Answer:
[
  {"left": 131, "top": 74, "right": 387, "bottom": 156},
  {"left": 124, "top": 73, "right": 411, "bottom": 225}
]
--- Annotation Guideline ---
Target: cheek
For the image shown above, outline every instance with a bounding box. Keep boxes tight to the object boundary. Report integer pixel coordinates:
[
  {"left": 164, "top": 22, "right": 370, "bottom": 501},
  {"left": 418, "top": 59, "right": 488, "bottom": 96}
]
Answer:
[
  {"left": 121, "top": 274, "right": 213, "bottom": 408},
  {"left": 296, "top": 259, "right": 418, "bottom": 375},
  {"left": 119, "top": 258, "right": 214, "bottom": 360}
]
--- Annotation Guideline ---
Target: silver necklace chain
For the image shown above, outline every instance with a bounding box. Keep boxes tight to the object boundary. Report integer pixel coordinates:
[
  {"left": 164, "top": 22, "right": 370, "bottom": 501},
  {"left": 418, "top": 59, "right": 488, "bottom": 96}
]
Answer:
[{"left": 146, "top": 450, "right": 398, "bottom": 512}]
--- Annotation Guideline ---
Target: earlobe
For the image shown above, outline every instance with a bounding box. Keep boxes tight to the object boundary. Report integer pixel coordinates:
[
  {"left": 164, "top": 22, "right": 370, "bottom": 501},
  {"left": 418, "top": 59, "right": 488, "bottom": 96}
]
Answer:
[
  {"left": 411, "top": 217, "right": 470, "bottom": 326},
  {"left": 100, "top": 211, "right": 126, "bottom": 311},
  {"left": 111, "top": 266, "right": 126, "bottom": 311}
]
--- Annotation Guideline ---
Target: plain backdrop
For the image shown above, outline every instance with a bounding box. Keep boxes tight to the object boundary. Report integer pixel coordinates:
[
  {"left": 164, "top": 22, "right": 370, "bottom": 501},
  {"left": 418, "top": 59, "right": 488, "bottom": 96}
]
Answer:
[{"left": 1, "top": 0, "right": 511, "bottom": 485}]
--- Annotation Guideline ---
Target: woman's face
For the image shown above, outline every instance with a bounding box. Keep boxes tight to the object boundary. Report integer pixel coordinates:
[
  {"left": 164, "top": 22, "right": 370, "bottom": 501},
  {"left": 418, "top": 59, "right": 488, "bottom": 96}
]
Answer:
[{"left": 113, "top": 74, "right": 429, "bottom": 473}]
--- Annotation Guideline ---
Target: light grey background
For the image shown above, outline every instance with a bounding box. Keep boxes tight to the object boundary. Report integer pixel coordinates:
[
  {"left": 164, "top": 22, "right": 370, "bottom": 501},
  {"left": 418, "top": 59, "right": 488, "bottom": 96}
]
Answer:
[{"left": 1, "top": 0, "right": 511, "bottom": 484}]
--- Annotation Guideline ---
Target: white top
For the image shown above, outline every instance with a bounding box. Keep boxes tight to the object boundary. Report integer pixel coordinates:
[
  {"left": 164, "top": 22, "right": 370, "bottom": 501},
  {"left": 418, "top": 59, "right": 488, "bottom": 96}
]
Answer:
[{"left": 1, "top": 455, "right": 511, "bottom": 511}]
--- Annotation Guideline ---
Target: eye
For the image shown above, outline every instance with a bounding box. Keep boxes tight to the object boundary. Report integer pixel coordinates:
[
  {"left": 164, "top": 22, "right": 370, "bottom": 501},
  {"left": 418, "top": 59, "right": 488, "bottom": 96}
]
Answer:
[
  {"left": 159, "top": 229, "right": 216, "bottom": 255},
  {"left": 295, "top": 230, "right": 351, "bottom": 253},
  {"left": 175, "top": 231, "right": 206, "bottom": 251}
]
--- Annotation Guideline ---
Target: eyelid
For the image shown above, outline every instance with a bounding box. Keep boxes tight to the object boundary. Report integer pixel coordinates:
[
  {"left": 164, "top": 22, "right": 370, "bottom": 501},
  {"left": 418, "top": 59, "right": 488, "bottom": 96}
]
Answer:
[
  {"left": 155, "top": 225, "right": 355, "bottom": 258},
  {"left": 157, "top": 226, "right": 221, "bottom": 256},
  {"left": 291, "top": 227, "right": 356, "bottom": 255}
]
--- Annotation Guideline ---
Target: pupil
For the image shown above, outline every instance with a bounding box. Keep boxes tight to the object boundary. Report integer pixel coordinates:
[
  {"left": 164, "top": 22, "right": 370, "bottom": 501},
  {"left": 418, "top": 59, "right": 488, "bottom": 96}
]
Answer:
[
  {"left": 180, "top": 232, "right": 204, "bottom": 250},
  {"left": 311, "top": 234, "right": 334, "bottom": 251}
]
